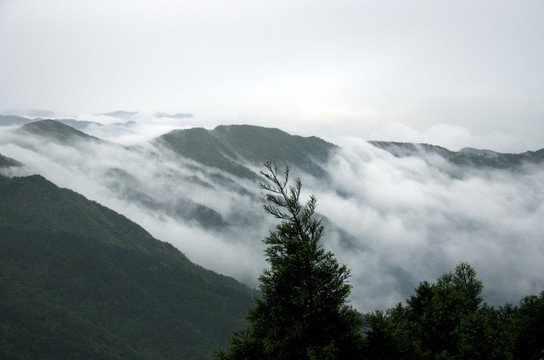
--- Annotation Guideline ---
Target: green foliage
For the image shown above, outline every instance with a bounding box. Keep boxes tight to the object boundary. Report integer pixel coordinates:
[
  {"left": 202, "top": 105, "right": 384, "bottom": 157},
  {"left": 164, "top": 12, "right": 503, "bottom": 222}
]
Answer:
[
  {"left": 0, "top": 174, "right": 155, "bottom": 251},
  {"left": 363, "top": 263, "right": 544, "bottom": 360},
  {"left": 0, "top": 174, "right": 255, "bottom": 360},
  {"left": 216, "top": 162, "right": 363, "bottom": 360},
  {"left": 416, "top": 263, "right": 484, "bottom": 356},
  {"left": 509, "top": 292, "right": 544, "bottom": 360}
]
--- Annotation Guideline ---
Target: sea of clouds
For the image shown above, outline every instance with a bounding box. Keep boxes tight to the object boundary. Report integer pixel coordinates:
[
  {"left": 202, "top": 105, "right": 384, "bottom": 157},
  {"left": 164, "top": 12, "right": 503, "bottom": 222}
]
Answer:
[{"left": 1, "top": 113, "right": 543, "bottom": 312}]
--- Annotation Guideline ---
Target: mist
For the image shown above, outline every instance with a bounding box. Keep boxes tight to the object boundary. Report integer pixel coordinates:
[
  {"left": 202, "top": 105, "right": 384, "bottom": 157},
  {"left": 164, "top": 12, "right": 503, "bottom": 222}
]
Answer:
[
  {"left": 1, "top": 118, "right": 543, "bottom": 312},
  {"left": 313, "top": 139, "right": 544, "bottom": 310}
]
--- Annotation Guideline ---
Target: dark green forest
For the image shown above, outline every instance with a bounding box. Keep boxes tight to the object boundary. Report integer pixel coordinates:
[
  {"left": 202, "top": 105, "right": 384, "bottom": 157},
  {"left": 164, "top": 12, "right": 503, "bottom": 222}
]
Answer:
[
  {"left": 361, "top": 263, "right": 544, "bottom": 360},
  {"left": 0, "top": 174, "right": 255, "bottom": 360}
]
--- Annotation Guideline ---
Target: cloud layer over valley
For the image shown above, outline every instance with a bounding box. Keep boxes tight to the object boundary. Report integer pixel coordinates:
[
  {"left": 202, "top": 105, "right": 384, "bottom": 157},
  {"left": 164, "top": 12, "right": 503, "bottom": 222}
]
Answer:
[{"left": 1, "top": 116, "right": 543, "bottom": 312}]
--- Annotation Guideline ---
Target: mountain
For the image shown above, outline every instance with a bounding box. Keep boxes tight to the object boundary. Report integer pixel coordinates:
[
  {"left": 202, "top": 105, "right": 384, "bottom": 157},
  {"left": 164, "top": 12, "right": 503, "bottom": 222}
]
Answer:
[
  {"left": 0, "top": 153, "right": 22, "bottom": 168},
  {"left": 0, "top": 110, "right": 57, "bottom": 119},
  {"left": 155, "top": 124, "right": 337, "bottom": 179},
  {"left": 102, "top": 167, "right": 229, "bottom": 229},
  {"left": 157, "top": 127, "right": 256, "bottom": 179},
  {"left": 1, "top": 115, "right": 106, "bottom": 131},
  {"left": 0, "top": 114, "right": 33, "bottom": 126},
  {"left": 100, "top": 111, "right": 194, "bottom": 120},
  {"left": 16, "top": 119, "right": 103, "bottom": 144},
  {"left": 156, "top": 112, "right": 194, "bottom": 119},
  {"left": 56, "top": 119, "right": 103, "bottom": 130},
  {"left": 211, "top": 125, "right": 336, "bottom": 175},
  {"left": 369, "top": 141, "right": 544, "bottom": 170},
  {"left": 22, "top": 109, "right": 58, "bottom": 118},
  {"left": 0, "top": 174, "right": 255, "bottom": 360},
  {"left": 2, "top": 119, "right": 544, "bottom": 314},
  {"left": 459, "top": 147, "right": 498, "bottom": 155},
  {"left": 101, "top": 111, "right": 139, "bottom": 119},
  {"left": 6, "top": 120, "right": 236, "bottom": 229}
]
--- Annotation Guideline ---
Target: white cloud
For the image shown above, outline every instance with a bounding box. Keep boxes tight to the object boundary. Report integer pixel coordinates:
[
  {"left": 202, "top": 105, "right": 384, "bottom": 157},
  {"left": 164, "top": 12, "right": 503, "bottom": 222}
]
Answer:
[
  {"left": 312, "top": 141, "right": 544, "bottom": 310},
  {"left": 1, "top": 112, "right": 544, "bottom": 313}
]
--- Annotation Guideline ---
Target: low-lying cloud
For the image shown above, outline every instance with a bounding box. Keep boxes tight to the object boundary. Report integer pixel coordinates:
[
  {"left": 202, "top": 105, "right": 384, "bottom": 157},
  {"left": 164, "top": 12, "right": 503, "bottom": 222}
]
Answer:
[
  {"left": 1, "top": 119, "right": 543, "bottom": 313},
  {"left": 312, "top": 139, "right": 544, "bottom": 310}
]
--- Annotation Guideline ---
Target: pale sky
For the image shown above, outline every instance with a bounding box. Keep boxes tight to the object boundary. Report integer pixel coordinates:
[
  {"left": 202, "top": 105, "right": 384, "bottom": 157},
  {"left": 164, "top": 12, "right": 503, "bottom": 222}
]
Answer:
[{"left": 1, "top": 0, "right": 543, "bottom": 152}]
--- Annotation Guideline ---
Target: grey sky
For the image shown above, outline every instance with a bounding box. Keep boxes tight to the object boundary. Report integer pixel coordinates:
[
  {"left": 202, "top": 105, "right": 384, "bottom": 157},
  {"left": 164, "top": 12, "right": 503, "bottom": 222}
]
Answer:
[{"left": 1, "top": 0, "right": 543, "bottom": 152}]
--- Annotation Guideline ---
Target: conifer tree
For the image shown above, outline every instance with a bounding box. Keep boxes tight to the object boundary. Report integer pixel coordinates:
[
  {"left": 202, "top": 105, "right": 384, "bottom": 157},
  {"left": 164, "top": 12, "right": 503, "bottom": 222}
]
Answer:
[{"left": 216, "top": 162, "right": 363, "bottom": 360}]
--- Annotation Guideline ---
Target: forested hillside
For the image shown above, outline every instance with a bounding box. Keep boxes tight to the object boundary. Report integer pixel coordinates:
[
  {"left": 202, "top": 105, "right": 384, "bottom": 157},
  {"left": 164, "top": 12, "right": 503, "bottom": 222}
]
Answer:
[
  {"left": 0, "top": 174, "right": 255, "bottom": 360},
  {"left": 155, "top": 124, "right": 337, "bottom": 179}
]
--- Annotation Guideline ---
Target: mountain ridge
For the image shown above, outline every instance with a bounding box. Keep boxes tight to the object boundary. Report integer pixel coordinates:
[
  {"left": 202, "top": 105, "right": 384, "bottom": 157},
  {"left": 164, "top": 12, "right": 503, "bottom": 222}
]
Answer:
[
  {"left": 16, "top": 119, "right": 104, "bottom": 145},
  {"left": 369, "top": 140, "right": 544, "bottom": 169},
  {"left": 0, "top": 153, "right": 21, "bottom": 168},
  {"left": 4, "top": 115, "right": 542, "bottom": 157},
  {"left": 155, "top": 124, "right": 338, "bottom": 180}
]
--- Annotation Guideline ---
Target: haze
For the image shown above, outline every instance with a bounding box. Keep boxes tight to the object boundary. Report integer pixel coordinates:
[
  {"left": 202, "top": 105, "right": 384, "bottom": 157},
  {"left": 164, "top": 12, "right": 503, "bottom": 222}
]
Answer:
[
  {"left": 1, "top": 0, "right": 543, "bottom": 152},
  {"left": 1, "top": 0, "right": 543, "bottom": 312},
  {"left": 1, "top": 120, "right": 543, "bottom": 312}
]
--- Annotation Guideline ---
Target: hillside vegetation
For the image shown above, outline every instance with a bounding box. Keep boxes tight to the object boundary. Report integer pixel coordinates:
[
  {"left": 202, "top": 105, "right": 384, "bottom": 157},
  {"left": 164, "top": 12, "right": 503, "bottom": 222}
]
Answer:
[
  {"left": 156, "top": 124, "right": 337, "bottom": 179},
  {"left": 0, "top": 174, "right": 255, "bottom": 360}
]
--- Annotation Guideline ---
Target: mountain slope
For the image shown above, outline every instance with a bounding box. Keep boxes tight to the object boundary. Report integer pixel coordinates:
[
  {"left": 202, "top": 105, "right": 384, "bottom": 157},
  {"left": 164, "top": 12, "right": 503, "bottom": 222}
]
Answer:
[
  {"left": 0, "top": 153, "right": 21, "bottom": 168},
  {"left": 157, "top": 127, "right": 256, "bottom": 179},
  {"left": 211, "top": 125, "right": 336, "bottom": 177},
  {"left": 155, "top": 124, "right": 337, "bottom": 179},
  {"left": 0, "top": 174, "right": 255, "bottom": 360},
  {"left": 16, "top": 119, "right": 103, "bottom": 144},
  {"left": 0, "top": 115, "right": 33, "bottom": 126},
  {"left": 369, "top": 141, "right": 544, "bottom": 170}
]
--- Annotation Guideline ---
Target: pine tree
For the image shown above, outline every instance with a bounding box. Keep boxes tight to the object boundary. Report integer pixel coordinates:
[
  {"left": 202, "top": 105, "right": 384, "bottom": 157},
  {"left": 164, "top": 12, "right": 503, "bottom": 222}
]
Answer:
[{"left": 216, "top": 162, "right": 363, "bottom": 360}]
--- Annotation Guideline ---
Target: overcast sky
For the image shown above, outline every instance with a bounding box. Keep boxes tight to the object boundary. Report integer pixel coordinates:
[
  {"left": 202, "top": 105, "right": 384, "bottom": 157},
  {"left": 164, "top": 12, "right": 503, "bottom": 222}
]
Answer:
[{"left": 1, "top": 0, "right": 543, "bottom": 152}]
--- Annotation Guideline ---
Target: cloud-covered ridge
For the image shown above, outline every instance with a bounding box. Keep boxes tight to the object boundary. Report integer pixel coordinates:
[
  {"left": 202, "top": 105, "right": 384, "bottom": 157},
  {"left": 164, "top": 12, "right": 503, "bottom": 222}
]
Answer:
[{"left": 1, "top": 118, "right": 543, "bottom": 312}]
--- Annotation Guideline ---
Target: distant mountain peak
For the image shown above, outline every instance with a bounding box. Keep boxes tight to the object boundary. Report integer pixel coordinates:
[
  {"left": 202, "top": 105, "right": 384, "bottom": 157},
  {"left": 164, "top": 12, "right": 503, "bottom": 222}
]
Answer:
[
  {"left": 155, "top": 124, "right": 336, "bottom": 179},
  {"left": 100, "top": 110, "right": 138, "bottom": 119},
  {"left": 369, "top": 140, "right": 543, "bottom": 169},
  {"left": 459, "top": 147, "right": 498, "bottom": 155},
  {"left": 17, "top": 119, "right": 102, "bottom": 144},
  {"left": 100, "top": 110, "right": 194, "bottom": 119},
  {"left": 0, "top": 114, "right": 34, "bottom": 126},
  {"left": 155, "top": 112, "right": 193, "bottom": 119}
]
